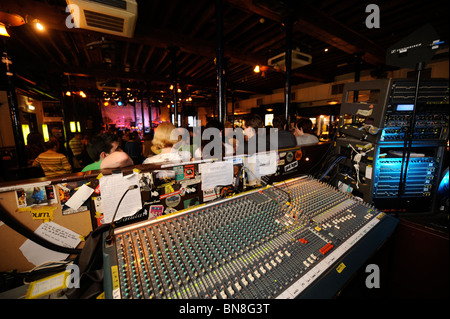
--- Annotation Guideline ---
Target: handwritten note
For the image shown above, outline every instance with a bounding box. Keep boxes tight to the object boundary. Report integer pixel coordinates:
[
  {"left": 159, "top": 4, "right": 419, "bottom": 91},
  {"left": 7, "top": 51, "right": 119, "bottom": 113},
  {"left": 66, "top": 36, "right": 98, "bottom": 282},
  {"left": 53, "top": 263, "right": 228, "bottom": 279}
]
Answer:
[
  {"left": 200, "top": 161, "right": 233, "bottom": 190},
  {"left": 19, "top": 222, "right": 81, "bottom": 266}
]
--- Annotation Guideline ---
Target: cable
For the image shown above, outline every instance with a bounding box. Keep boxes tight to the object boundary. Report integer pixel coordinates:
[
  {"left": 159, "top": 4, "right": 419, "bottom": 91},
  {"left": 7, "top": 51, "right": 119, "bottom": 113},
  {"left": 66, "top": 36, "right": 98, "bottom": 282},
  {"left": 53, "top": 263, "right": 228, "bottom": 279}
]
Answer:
[
  {"left": 307, "top": 130, "right": 338, "bottom": 177},
  {"left": 319, "top": 155, "right": 346, "bottom": 181},
  {"left": 0, "top": 203, "right": 82, "bottom": 255},
  {"left": 105, "top": 184, "right": 139, "bottom": 244}
]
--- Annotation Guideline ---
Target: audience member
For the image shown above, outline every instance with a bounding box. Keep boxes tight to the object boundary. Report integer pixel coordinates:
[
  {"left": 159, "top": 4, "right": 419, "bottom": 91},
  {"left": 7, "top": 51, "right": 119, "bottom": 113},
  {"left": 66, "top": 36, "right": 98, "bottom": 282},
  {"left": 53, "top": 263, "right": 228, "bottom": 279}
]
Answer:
[
  {"left": 141, "top": 132, "right": 154, "bottom": 158},
  {"left": 124, "top": 131, "right": 142, "bottom": 164},
  {"left": 82, "top": 133, "right": 133, "bottom": 172},
  {"left": 143, "top": 122, "right": 191, "bottom": 164},
  {"left": 32, "top": 139, "right": 72, "bottom": 177},
  {"left": 194, "top": 119, "right": 234, "bottom": 159},
  {"left": 272, "top": 115, "right": 297, "bottom": 149},
  {"left": 25, "top": 132, "right": 45, "bottom": 165},
  {"left": 243, "top": 114, "right": 275, "bottom": 154},
  {"left": 293, "top": 117, "right": 319, "bottom": 146},
  {"left": 69, "top": 133, "right": 84, "bottom": 169}
]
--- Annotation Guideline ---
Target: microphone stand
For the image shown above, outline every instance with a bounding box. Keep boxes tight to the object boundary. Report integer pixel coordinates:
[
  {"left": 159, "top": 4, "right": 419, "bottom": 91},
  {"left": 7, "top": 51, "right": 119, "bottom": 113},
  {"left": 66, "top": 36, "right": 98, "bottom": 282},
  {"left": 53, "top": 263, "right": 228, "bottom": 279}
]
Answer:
[
  {"left": 398, "top": 61, "right": 424, "bottom": 206},
  {"left": 105, "top": 185, "right": 138, "bottom": 244}
]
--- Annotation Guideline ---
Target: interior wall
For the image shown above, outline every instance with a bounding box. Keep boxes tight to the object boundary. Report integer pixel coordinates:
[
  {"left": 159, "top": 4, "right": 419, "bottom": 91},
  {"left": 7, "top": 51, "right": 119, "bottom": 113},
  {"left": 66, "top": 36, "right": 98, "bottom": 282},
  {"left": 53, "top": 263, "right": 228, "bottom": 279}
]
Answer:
[{"left": 0, "top": 91, "right": 14, "bottom": 148}]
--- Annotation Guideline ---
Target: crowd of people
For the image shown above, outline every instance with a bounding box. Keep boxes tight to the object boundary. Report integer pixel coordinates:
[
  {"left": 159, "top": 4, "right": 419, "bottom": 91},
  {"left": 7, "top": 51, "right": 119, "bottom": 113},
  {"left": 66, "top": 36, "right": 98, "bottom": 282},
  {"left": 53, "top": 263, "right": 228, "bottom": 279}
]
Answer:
[{"left": 25, "top": 114, "right": 320, "bottom": 178}]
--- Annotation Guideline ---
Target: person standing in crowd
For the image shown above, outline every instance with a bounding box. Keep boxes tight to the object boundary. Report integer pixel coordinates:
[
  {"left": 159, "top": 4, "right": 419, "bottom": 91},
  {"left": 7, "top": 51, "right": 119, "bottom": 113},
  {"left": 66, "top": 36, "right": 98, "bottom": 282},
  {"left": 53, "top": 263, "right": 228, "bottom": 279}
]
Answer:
[
  {"left": 141, "top": 132, "right": 154, "bottom": 159},
  {"left": 272, "top": 115, "right": 297, "bottom": 149},
  {"left": 25, "top": 132, "right": 46, "bottom": 166},
  {"left": 194, "top": 119, "right": 234, "bottom": 159},
  {"left": 69, "top": 133, "right": 84, "bottom": 169},
  {"left": 32, "top": 139, "right": 72, "bottom": 177},
  {"left": 82, "top": 133, "right": 134, "bottom": 172},
  {"left": 143, "top": 122, "right": 191, "bottom": 164},
  {"left": 124, "top": 131, "right": 142, "bottom": 164},
  {"left": 293, "top": 117, "right": 319, "bottom": 146},
  {"left": 243, "top": 114, "right": 275, "bottom": 154}
]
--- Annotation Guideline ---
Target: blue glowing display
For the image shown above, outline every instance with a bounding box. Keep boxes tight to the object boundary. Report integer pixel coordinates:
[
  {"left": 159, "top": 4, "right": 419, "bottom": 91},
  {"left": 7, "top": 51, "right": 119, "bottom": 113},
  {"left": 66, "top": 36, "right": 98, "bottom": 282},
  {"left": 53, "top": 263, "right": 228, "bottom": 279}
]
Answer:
[{"left": 396, "top": 104, "right": 414, "bottom": 111}]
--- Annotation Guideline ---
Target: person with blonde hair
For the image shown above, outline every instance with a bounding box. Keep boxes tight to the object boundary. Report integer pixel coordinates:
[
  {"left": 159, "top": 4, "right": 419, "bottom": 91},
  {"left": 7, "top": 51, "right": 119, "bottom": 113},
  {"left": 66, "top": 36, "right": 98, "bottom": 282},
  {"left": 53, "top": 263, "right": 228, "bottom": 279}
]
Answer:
[{"left": 143, "top": 122, "right": 191, "bottom": 164}]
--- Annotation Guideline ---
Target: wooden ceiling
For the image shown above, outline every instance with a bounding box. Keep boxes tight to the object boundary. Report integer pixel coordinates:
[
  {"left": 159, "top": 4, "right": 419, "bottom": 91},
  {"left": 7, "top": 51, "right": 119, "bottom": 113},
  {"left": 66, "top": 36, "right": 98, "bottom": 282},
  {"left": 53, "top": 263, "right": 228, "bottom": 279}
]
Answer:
[{"left": 1, "top": 0, "right": 449, "bottom": 106}]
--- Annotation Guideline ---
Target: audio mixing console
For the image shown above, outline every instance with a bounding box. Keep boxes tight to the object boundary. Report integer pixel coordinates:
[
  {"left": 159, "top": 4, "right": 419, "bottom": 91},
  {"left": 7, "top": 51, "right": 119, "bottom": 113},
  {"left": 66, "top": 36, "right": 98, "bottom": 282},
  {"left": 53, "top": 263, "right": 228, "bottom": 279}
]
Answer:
[{"left": 102, "top": 176, "right": 397, "bottom": 299}]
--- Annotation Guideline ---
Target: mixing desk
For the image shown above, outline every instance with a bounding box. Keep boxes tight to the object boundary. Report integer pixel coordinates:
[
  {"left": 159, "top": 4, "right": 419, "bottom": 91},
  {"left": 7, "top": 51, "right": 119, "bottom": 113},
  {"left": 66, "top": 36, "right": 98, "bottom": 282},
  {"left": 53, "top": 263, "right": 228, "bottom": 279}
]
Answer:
[{"left": 102, "top": 176, "right": 397, "bottom": 299}]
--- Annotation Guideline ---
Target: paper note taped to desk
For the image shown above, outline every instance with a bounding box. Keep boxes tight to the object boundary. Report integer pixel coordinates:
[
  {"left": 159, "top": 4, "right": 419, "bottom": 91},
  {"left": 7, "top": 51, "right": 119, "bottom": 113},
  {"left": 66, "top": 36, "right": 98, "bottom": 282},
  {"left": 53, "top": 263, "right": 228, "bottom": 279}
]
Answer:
[
  {"left": 19, "top": 222, "right": 81, "bottom": 266},
  {"left": 200, "top": 161, "right": 233, "bottom": 190},
  {"left": 99, "top": 172, "right": 142, "bottom": 223}
]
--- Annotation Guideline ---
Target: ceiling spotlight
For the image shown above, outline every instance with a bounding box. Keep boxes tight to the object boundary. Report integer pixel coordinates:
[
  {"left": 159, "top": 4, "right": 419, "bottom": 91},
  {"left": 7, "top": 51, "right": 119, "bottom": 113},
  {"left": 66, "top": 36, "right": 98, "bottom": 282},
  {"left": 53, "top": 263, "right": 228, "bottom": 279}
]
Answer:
[
  {"left": 254, "top": 65, "right": 260, "bottom": 73},
  {"left": 35, "top": 21, "right": 44, "bottom": 31},
  {"left": 324, "top": 48, "right": 329, "bottom": 52}
]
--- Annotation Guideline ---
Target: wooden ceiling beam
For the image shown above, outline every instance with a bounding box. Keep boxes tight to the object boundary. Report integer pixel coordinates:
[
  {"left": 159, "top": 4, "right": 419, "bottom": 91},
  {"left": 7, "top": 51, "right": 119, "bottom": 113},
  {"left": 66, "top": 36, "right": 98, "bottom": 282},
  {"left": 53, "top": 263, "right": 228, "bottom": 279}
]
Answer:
[
  {"left": 141, "top": 46, "right": 155, "bottom": 72},
  {"left": 225, "top": 0, "right": 384, "bottom": 65},
  {"left": 132, "top": 43, "right": 144, "bottom": 71},
  {"left": 0, "top": 0, "right": 268, "bottom": 66}
]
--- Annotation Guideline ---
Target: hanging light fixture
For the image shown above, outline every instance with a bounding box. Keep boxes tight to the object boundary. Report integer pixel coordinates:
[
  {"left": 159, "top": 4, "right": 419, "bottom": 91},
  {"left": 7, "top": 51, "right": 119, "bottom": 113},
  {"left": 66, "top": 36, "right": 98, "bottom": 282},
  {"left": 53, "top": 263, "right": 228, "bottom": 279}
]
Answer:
[
  {"left": 0, "top": 23, "right": 9, "bottom": 37},
  {"left": 31, "top": 18, "right": 45, "bottom": 31},
  {"left": 0, "top": 12, "right": 25, "bottom": 37}
]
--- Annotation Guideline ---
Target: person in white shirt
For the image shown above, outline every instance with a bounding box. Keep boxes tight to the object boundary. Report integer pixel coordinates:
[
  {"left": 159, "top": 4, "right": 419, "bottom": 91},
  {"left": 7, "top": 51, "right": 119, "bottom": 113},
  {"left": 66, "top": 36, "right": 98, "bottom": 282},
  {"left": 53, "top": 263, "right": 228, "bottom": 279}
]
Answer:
[
  {"left": 293, "top": 117, "right": 319, "bottom": 146},
  {"left": 143, "top": 122, "right": 191, "bottom": 164}
]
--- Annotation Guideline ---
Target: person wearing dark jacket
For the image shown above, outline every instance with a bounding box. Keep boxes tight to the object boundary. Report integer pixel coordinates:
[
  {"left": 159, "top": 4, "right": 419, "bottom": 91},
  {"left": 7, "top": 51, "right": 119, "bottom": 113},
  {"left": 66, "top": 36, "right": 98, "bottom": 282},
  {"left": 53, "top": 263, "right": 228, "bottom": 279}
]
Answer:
[{"left": 272, "top": 115, "right": 297, "bottom": 149}]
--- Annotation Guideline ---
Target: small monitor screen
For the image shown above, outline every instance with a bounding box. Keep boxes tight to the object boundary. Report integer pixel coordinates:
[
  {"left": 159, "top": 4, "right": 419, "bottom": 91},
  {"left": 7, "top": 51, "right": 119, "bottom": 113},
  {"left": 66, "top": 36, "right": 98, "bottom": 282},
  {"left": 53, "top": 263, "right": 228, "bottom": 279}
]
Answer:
[{"left": 396, "top": 104, "right": 414, "bottom": 111}]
